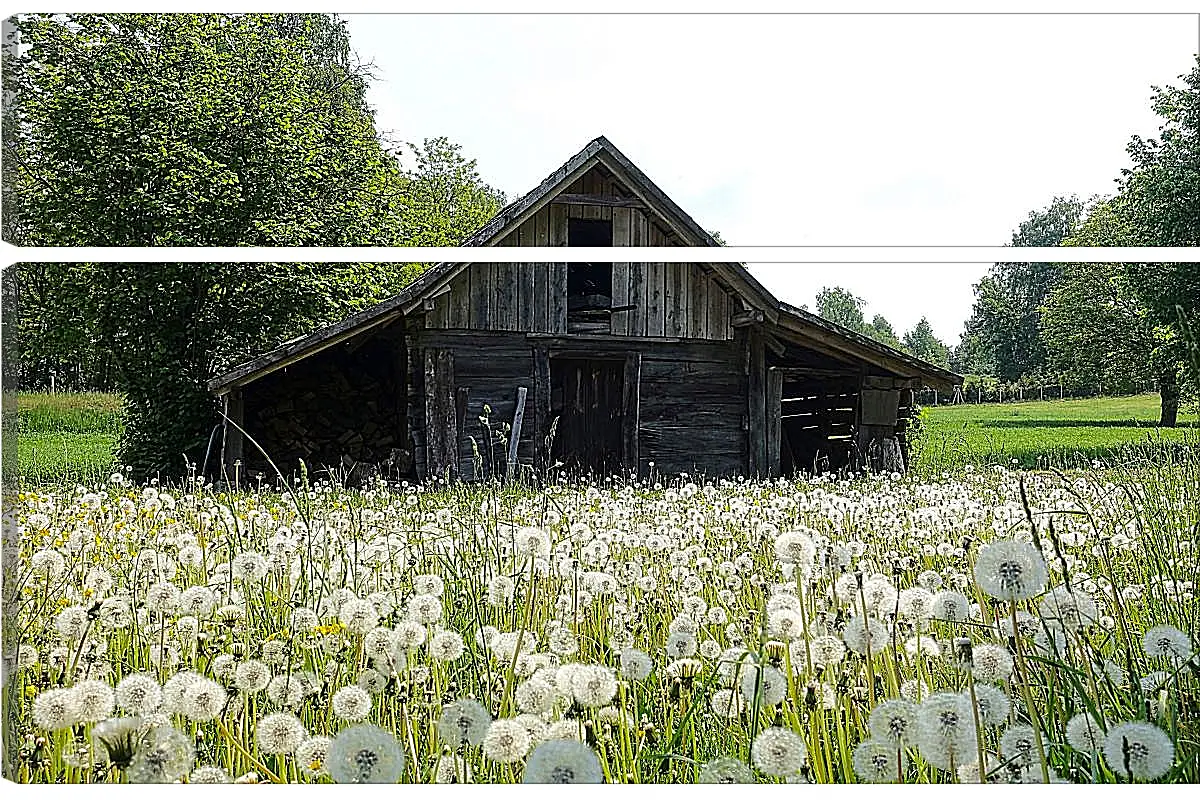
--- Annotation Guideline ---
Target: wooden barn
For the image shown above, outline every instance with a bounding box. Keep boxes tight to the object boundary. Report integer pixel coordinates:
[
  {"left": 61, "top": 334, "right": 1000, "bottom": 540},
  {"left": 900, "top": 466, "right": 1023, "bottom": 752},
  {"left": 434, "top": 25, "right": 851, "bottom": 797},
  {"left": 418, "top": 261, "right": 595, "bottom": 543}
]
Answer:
[{"left": 208, "top": 136, "right": 960, "bottom": 483}]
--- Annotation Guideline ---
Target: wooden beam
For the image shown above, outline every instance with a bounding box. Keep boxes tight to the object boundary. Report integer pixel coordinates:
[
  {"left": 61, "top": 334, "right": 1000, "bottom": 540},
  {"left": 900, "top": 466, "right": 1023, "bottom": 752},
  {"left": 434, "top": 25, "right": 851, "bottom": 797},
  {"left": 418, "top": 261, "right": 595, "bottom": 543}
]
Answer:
[
  {"left": 533, "top": 346, "right": 551, "bottom": 471},
  {"left": 731, "top": 309, "right": 765, "bottom": 328},
  {"left": 550, "top": 193, "right": 646, "bottom": 208},
  {"left": 623, "top": 352, "right": 641, "bottom": 474},
  {"left": 505, "top": 387, "right": 528, "bottom": 481},
  {"left": 767, "top": 368, "right": 782, "bottom": 478},
  {"left": 424, "top": 349, "right": 457, "bottom": 480},
  {"left": 747, "top": 328, "right": 767, "bottom": 476}
]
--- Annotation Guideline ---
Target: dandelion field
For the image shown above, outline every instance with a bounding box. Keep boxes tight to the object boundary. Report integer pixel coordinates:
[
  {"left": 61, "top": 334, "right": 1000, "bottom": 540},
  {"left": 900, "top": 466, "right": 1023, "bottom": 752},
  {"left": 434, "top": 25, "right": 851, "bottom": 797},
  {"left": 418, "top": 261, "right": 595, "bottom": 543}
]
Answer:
[{"left": 3, "top": 456, "right": 1199, "bottom": 784}]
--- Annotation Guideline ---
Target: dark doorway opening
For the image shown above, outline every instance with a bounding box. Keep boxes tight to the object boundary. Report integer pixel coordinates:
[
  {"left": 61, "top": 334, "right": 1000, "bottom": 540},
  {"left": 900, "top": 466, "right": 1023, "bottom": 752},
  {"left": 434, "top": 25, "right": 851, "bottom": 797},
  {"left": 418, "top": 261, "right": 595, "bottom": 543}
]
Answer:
[
  {"left": 549, "top": 357, "right": 625, "bottom": 475},
  {"left": 567, "top": 218, "right": 614, "bottom": 333}
]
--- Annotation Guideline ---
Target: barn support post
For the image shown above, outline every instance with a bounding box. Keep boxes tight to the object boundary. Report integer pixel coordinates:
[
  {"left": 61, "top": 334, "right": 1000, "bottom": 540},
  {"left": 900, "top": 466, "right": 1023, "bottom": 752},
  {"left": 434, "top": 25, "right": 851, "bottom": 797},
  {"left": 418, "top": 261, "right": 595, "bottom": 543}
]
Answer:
[
  {"left": 423, "top": 349, "right": 457, "bottom": 481},
  {"left": 505, "top": 387, "right": 528, "bottom": 481},
  {"left": 622, "top": 352, "right": 641, "bottom": 475},
  {"left": 533, "top": 346, "right": 551, "bottom": 472},
  {"left": 766, "top": 367, "right": 782, "bottom": 478},
  {"left": 747, "top": 327, "right": 767, "bottom": 476},
  {"left": 222, "top": 388, "right": 244, "bottom": 484}
]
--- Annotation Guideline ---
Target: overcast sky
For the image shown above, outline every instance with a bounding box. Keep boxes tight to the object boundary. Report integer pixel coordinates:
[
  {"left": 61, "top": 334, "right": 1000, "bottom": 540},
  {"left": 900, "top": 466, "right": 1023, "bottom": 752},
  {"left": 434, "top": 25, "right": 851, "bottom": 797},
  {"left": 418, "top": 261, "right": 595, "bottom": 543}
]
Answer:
[{"left": 343, "top": 13, "right": 1197, "bottom": 343}]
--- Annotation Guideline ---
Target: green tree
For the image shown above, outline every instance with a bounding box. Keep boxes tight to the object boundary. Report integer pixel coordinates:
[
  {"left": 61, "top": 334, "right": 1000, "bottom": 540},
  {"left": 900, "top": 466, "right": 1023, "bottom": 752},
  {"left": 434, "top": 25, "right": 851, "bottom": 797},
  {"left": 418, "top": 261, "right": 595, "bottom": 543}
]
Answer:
[
  {"left": 903, "top": 317, "right": 951, "bottom": 369},
  {"left": 6, "top": 13, "right": 505, "bottom": 474},
  {"left": 815, "top": 287, "right": 867, "bottom": 332},
  {"left": 958, "top": 197, "right": 1084, "bottom": 381},
  {"left": 867, "top": 314, "right": 904, "bottom": 351},
  {"left": 4, "top": 14, "right": 407, "bottom": 246},
  {"left": 1117, "top": 56, "right": 1200, "bottom": 246}
]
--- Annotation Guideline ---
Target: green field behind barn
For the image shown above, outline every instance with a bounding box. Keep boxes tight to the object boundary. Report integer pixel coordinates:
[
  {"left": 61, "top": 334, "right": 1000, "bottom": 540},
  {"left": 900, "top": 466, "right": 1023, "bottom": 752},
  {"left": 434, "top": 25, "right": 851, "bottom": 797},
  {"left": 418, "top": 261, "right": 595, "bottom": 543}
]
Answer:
[
  {"left": 915, "top": 393, "right": 1198, "bottom": 471},
  {"left": 7, "top": 391, "right": 1199, "bottom": 483}
]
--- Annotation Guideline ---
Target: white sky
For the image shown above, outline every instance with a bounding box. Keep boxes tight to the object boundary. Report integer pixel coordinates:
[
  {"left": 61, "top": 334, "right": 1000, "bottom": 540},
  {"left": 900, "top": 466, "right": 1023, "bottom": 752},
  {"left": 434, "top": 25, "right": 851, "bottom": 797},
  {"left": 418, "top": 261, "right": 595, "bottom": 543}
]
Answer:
[{"left": 343, "top": 12, "right": 1199, "bottom": 343}]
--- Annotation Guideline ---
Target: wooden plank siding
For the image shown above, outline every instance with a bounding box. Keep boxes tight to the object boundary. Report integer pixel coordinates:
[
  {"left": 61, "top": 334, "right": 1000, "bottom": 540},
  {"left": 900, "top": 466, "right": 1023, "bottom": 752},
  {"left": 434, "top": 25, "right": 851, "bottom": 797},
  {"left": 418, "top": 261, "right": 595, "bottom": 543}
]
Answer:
[
  {"left": 427, "top": 257, "right": 736, "bottom": 340},
  {"left": 409, "top": 328, "right": 747, "bottom": 481}
]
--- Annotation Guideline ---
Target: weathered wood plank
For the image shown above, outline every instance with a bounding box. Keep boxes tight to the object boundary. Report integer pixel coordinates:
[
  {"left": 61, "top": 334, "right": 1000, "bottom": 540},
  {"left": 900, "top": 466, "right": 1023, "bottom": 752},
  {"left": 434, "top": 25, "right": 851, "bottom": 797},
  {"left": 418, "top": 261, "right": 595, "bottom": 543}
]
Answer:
[
  {"left": 747, "top": 328, "right": 766, "bottom": 476},
  {"left": 469, "top": 264, "right": 492, "bottom": 329},
  {"left": 424, "top": 348, "right": 457, "bottom": 479},
  {"left": 550, "top": 262, "right": 567, "bottom": 333},
  {"left": 688, "top": 267, "right": 708, "bottom": 338},
  {"left": 623, "top": 352, "right": 641, "bottom": 472},
  {"left": 515, "top": 262, "right": 534, "bottom": 331},
  {"left": 532, "top": 261, "right": 549, "bottom": 333},
  {"left": 767, "top": 368, "right": 782, "bottom": 478},
  {"left": 611, "top": 263, "right": 630, "bottom": 336},
  {"left": 550, "top": 193, "right": 646, "bottom": 208},
  {"left": 666, "top": 263, "right": 687, "bottom": 338},
  {"left": 494, "top": 264, "right": 517, "bottom": 330},
  {"left": 645, "top": 263, "right": 666, "bottom": 338},
  {"left": 505, "top": 386, "right": 528, "bottom": 481},
  {"left": 533, "top": 346, "right": 550, "bottom": 470}
]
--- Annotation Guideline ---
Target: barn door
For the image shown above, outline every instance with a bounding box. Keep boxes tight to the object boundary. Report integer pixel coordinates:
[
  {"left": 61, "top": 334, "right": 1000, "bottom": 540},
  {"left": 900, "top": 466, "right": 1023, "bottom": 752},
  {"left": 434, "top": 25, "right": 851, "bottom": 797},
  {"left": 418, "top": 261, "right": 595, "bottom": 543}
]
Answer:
[
  {"left": 550, "top": 357, "right": 628, "bottom": 475},
  {"left": 423, "top": 348, "right": 457, "bottom": 479}
]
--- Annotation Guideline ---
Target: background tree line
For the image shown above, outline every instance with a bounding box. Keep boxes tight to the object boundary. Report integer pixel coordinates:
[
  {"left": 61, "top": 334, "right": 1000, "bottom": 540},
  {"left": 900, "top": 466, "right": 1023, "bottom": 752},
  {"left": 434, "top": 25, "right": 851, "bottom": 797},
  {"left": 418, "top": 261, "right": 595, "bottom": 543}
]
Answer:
[
  {"left": 809, "top": 286, "right": 952, "bottom": 370},
  {"left": 4, "top": 13, "right": 505, "bottom": 476},
  {"left": 950, "top": 56, "right": 1200, "bottom": 426}
]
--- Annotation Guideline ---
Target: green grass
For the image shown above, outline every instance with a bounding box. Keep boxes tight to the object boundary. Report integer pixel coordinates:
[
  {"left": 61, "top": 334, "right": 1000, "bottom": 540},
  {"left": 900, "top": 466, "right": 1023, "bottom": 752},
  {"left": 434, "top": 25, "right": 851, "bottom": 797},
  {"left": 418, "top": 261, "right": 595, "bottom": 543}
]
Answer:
[
  {"left": 916, "top": 393, "right": 1199, "bottom": 471},
  {"left": 14, "top": 392, "right": 124, "bottom": 483}
]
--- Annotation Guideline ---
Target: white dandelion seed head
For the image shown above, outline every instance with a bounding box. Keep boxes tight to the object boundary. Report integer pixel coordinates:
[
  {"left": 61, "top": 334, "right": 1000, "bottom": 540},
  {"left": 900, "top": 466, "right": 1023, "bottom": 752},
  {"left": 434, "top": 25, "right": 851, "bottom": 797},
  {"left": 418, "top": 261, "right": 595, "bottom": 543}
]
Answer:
[
  {"left": 853, "top": 738, "right": 905, "bottom": 783},
  {"left": 709, "top": 688, "right": 746, "bottom": 719},
  {"left": 189, "top": 765, "right": 231, "bottom": 783},
  {"left": 931, "top": 590, "right": 972, "bottom": 622},
  {"left": 970, "top": 643, "right": 1015, "bottom": 683},
  {"left": 429, "top": 629, "right": 465, "bottom": 662},
  {"left": 738, "top": 663, "right": 787, "bottom": 708},
  {"left": 1142, "top": 625, "right": 1193, "bottom": 662},
  {"left": 619, "top": 647, "right": 654, "bottom": 681},
  {"left": 73, "top": 679, "right": 115, "bottom": 722},
  {"left": 1038, "top": 585, "right": 1098, "bottom": 631},
  {"left": 257, "top": 712, "right": 307, "bottom": 754},
  {"left": 522, "top": 739, "right": 603, "bottom": 784},
  {"left": 128, "top": 725, "right": 195, "bottom": 784},
  {"left": 868, "top": 698, "right": 919, "bottom": 745},
  {"left": 32, "top": 687, "right": 81, "bottom": 730},
  {"left": 915, "top": 693, "right": 977, "bottom": 772},
  {"left": 331, "top": 686, "right": 373, "bottom": 722},
  {"left": 698, "top": 756, "right": 754, "bottom": 783},
  {"left": 515, "top": 677, "right": 559, "bottom": 714},
  {"left": 482, "top": 718, "right": 532, "bottom": 764},
  {"left": 1000, "top": 723, "right": 1039, "bottom": 767},
  {"left": 842, "top": 615, "right": 889, "bottom": 656},
  {"left": 437, "top": 698, "right": 493, "bottom": 747},
  {"left": 180, "top": 678, "right": 227, "bottom": 722},
  {"left": 973, "top": 539, "right": 1048, "bottom": 602},
  {"left": 116, "top": 673, "right": 163, "bottom": 716},
  {"left": 968, "top": 684, "right": 1012, "bottom": 728},
  {"left": 1102, "top": 721, "right": 1175, "bottom": 781},
  {"left": 297, "top": 735, "right": 333, "bottom": 779},
  {"left": 1066, "top": 712, "right": 1108, "bottom": 754},
  {"left": 774, "top": 530, "right": 817, "bottom": 564},
  {"left": 569, "top": 664, "right": 618, "bottom": 708},
  {"left": 326, "top": 723, "right": 406, "bottom": 783},
  {"left": 234, "top": 660, "right": 272, "bottom": 693},
  {"left": 750, "top": 727, "right": 808, "bottom": 777}
]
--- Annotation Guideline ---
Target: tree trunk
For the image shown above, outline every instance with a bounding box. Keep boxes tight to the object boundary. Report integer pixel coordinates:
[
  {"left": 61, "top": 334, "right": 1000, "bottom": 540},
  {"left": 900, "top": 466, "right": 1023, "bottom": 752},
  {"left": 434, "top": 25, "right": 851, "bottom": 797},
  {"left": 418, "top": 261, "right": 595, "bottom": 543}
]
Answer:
[{"left": 1159, "top": 370, "right": 1180, "bottom": 428}]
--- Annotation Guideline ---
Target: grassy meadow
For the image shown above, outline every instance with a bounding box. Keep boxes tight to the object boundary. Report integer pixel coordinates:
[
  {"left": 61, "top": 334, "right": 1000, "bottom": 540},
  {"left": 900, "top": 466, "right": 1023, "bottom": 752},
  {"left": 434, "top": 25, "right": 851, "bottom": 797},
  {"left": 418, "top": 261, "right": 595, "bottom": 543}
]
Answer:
[
  {"left": 13, "top": 393, "right": 124, "bottom": 484},
  {"left": 3, "top": 390, "right": 1199, "bottom": 784},
  {"left": 916, "top": 394, "right": 1198, "bottom": 472}
]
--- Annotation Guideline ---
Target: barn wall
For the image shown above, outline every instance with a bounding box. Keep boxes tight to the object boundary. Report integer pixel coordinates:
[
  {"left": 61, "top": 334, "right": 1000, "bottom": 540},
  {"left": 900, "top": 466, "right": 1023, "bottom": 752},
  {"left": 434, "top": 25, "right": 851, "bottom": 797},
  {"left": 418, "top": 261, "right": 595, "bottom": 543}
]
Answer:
[
  {"left": 425, "top": 261, "right": 736, "bottom": 340},
  {"left": 407, "top": 327, "right": 748, "bottom": 481},
  {"left": 423, "top": 166, "right": 735, "bottom": 340}
]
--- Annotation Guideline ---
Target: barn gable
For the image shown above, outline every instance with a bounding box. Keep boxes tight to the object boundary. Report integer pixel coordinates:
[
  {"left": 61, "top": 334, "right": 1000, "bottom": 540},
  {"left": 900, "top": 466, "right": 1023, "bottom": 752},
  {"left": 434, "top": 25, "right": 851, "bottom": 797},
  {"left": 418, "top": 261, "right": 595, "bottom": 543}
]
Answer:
[{"left": 208, "top": 136, "right": 960, "bottom": 484}]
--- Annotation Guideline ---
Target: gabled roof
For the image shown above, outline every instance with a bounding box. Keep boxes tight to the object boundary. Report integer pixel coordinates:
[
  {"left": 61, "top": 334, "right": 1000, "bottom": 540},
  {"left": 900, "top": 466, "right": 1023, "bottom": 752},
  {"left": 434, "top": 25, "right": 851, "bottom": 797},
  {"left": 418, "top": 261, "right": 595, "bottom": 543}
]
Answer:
[{"left": 209, "top": 136, "right": 962, "bottom": 394}]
